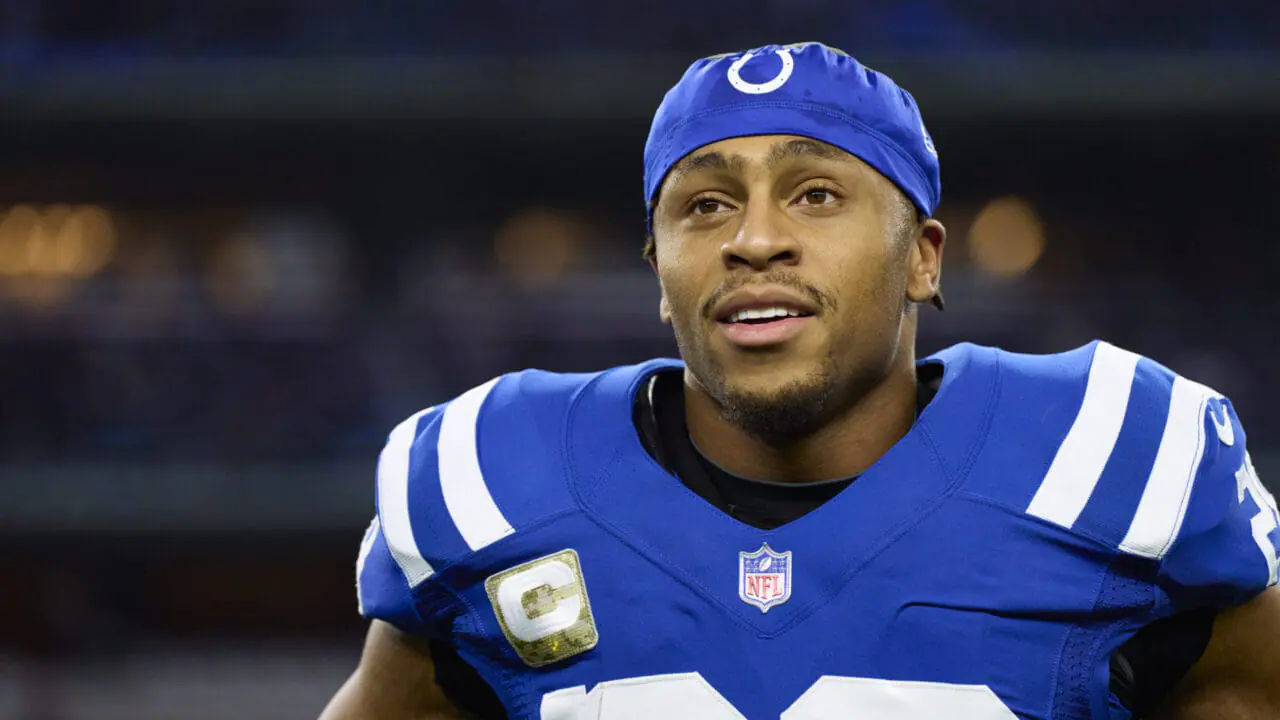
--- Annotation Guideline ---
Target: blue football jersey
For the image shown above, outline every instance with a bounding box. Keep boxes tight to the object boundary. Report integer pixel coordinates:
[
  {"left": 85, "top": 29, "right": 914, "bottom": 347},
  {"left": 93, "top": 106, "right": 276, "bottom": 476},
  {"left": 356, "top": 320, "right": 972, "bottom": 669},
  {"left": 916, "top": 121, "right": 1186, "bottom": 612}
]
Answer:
[{"left": 355, "top": 341, "right": 1280, "bottom": 720}]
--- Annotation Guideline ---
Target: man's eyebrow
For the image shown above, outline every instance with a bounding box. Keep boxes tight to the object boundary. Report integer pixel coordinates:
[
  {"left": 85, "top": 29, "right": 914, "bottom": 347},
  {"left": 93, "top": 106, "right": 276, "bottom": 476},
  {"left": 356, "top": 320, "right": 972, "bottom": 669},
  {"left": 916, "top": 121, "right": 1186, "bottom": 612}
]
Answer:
[
  {"left": 765, "top": 138, "right": 851, "bottom": 170},
  {"left": 667, "top": 151, "right": 747, "bottom": 182},
  {"left": 666, "top": 138, "right": 852, "bottom": 184}
]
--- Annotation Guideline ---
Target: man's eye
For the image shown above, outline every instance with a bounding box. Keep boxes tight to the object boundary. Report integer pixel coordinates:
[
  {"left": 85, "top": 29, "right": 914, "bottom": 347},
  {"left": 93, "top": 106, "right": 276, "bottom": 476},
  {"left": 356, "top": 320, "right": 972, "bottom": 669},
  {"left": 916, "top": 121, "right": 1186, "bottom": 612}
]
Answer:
[
  {"left": 691, "top": 199, "right": 728, "bottom": 215},
  {"left": 797, "top": 189, "right": 837, "bottom": 206}
]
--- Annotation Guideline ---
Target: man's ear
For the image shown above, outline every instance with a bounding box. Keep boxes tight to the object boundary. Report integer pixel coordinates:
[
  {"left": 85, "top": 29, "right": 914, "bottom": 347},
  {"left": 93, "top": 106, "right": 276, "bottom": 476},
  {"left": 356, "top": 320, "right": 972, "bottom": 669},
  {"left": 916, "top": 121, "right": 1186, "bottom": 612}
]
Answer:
[
  {"left": 646, "top": 236, "right": 672, "bottom": 323},
  {"left": 905, "top": 218, "right": 946, "bottom": 309}
]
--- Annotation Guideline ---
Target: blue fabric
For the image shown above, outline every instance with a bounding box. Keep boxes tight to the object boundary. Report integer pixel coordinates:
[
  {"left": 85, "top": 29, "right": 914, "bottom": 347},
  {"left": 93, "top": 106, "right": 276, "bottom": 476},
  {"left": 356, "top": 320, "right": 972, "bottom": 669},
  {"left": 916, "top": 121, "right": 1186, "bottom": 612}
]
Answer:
[
  {"left": 643, "top": 42, "right": 941, "bottom": 230},
  {"left": 355, "top": 342, "right": 1276, "bottom": 718},
  {"left": 1159, "top": 395, "right": 1280, "bottom": 611},
  {"left": 1071, "top": 359, "right": 1176, "bottom": 548}
]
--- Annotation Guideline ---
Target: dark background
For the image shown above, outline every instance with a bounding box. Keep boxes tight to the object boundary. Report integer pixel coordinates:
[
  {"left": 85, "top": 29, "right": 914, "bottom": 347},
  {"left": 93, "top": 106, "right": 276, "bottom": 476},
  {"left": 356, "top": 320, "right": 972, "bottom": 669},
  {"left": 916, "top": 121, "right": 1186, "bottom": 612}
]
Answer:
[{"left": 0, "top": 2, "right": 1277, "bottom": 717}]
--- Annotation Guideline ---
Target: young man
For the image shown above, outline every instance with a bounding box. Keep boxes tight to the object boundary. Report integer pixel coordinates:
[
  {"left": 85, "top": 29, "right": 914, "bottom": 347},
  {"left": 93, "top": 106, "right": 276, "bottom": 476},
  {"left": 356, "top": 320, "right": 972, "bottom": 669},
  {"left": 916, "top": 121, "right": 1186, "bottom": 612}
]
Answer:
[{"left": 322, "top": 43, "right": 1280, "bottom": 719}]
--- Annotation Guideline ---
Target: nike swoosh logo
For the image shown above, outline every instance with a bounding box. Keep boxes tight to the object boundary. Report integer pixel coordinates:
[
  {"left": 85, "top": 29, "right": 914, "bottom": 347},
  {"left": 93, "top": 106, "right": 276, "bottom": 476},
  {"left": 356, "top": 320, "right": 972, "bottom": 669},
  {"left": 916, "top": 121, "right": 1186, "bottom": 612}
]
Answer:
[{"left": 1209, "top": 402, "right": 1235, "bottom": 446}]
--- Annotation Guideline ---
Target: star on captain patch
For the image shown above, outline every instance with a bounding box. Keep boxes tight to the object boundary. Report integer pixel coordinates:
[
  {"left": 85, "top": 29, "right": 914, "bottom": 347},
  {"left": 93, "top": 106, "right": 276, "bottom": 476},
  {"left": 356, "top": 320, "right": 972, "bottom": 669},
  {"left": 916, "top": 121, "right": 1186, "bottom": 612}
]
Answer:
[{"left": 739, "top": 543, "right": 792, "bottom": 613}]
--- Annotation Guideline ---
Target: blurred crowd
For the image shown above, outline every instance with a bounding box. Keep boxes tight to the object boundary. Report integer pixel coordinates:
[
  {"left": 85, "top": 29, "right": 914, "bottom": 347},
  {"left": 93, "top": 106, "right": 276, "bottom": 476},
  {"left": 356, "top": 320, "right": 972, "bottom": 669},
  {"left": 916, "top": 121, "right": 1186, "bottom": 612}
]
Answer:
[
  {"left": 2, "top": 0, "right": 1278, "bottom": 59},
  {"left": 1, "top": 170, "right": 1275, "bottom": 465}
]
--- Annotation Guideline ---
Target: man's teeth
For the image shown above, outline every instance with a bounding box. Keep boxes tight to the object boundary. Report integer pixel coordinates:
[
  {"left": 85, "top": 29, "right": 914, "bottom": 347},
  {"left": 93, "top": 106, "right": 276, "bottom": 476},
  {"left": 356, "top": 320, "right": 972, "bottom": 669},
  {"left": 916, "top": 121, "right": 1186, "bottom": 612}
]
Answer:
[{"left": 727, "top": 307, "right": 805, "bottom": 323}]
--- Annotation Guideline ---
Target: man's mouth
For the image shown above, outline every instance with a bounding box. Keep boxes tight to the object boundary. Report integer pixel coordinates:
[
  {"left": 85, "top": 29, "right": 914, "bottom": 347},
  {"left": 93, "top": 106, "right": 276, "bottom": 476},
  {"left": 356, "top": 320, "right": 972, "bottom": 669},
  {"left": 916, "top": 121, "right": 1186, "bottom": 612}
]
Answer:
[
  {"left": 716, "top": 306, "right": 815, "bottom": 347},
  {"left": 709, "top": 285, "right": 822, "bottom": 348},
  {"left": 722, "top": 306, "right": 813, "bottom": 324}
]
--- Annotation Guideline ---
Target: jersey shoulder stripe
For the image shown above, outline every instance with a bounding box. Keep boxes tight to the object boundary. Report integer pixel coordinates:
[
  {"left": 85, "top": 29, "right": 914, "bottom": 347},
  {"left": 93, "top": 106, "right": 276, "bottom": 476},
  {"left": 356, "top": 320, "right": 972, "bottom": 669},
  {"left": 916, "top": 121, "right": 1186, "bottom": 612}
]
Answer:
[
  {"left": 1011, "top": 342, "right": 1232, "bottom": 561},
  {"left": 375, "top": 368, "right": 613, "bottom": 586},
  {"left": 1065, "top": 357, "right": 1179, "bottom": 552},
  {"left": 357, "top": 364, "right": 664, "bottom": 634},
  {"left": 958, "top": 340, "right": 1100, "bottom": 511},
  {"left": 377, "top": 405, "right": 442, "bottom": 588},
  {"left": 1025, "top": 341, "right": 1141, "bottom": 529},
  {"left": 961, "top": 340, "right": 1274, "bottom": 610},
  {"left": 438, "top": 378, "right": 515, "bottom": 554},
  {"left": 1118, "top": 374, "right": 1218, "bottom": 560},
  {"left": 375, "top": 376, "right": 518, "bottom": 591}
]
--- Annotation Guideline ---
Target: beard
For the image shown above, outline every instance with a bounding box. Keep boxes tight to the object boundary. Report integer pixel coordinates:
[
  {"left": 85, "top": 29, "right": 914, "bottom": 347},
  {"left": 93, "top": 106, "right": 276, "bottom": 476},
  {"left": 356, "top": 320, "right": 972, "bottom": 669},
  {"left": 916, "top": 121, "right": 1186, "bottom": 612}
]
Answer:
[
  {"left": 667, "top": 270, "right": 851, "bottom": 445},
  {"left": 679, "top": 331, "right": 845, "bottom": 446},
  {"left": 718, "top": 365, "right": 843, "bottom": 445}
]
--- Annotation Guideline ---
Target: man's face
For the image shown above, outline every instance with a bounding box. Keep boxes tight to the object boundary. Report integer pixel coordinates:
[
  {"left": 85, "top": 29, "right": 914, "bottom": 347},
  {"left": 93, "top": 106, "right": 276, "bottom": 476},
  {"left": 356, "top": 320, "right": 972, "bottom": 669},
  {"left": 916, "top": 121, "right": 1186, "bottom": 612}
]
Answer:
[{"left": 650, "top": 135, "right": 942, "bottom": 441}]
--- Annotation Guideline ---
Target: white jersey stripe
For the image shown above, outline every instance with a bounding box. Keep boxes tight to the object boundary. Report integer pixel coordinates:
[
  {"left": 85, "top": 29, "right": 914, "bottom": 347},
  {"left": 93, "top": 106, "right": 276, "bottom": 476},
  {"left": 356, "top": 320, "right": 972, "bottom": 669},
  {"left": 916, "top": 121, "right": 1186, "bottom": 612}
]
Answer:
[
  {"left": 1026, "top": 343, "right": 1141, "bottom": 529},
  {"left": 1119, "top": 377, "right": 1213, "bottom": 560},
  {"left": 439, "top": 377, "right": 515, "bottom": 552},
  {"left": 377, "top": 407, "right": 437, "bottom": 588},
  {"left": 355, "top": 516, "right": 381, "bottom": 615}
]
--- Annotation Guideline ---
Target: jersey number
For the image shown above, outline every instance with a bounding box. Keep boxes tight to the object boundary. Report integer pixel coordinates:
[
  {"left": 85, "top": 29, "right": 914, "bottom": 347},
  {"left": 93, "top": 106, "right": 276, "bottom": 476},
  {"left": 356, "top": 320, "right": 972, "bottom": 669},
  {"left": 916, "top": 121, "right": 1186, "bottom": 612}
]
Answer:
[
  {"left": 540, "top": 672, "right": 1017, "bottom": 719},
  {"left": 1236, "top": 453, "right": 1280, "bottom": 586}
]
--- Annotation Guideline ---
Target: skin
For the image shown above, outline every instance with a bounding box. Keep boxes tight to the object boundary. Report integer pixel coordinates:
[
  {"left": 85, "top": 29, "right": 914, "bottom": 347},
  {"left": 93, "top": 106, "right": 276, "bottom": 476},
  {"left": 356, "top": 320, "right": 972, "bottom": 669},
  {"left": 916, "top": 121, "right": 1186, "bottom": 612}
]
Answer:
[
  {"left": 321, "top": 135, "right": 1279, "bottom": 719},
  {"left": 1151, "top": 586, "right": 1280, "bottom": 720},
  {"left": 648, "top": 134, "right": 942, "bottom": 482},
  {"left": 320, "top": 620, "right": 466, "bottom": 720}
]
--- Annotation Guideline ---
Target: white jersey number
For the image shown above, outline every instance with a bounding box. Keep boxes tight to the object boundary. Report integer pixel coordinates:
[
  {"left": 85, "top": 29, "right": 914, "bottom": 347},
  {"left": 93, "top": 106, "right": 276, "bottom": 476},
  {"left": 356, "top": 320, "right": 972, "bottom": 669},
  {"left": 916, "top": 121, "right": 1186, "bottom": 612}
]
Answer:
[
  {"left": 541, "top": 672, "right": 1017, "bottom": 719},
  {"left": 1236, "top": 453, "right": 1280, "bottom": 586}
]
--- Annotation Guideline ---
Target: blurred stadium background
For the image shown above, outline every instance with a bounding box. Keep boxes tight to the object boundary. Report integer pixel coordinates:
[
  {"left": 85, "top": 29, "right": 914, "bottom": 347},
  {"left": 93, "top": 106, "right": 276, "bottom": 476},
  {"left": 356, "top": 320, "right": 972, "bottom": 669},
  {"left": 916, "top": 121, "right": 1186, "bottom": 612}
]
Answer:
[{"left": 0, "top": 2, "right": 1277, "bottom": 718}]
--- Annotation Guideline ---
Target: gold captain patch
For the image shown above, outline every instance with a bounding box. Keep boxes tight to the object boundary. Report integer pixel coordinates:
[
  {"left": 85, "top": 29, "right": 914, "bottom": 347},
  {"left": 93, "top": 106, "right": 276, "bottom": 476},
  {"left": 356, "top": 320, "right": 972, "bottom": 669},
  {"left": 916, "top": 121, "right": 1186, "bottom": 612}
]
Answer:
[{"left": 484, "top": 549, "right": 598, "bottom": 667}]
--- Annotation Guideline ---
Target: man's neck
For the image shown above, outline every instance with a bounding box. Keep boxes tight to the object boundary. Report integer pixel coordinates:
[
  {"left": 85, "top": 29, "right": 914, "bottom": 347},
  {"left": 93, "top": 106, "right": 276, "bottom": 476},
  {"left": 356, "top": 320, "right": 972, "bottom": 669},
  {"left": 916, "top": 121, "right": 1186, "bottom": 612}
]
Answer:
[{"left": 683, "top": 352, "right": 920, "bottom": 484}]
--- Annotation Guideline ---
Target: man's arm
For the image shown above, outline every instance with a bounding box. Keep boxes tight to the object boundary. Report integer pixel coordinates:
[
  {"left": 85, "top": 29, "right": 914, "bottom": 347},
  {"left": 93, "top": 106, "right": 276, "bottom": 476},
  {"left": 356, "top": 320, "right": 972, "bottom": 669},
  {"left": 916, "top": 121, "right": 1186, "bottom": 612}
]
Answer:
[
  {"left": 320, "top": 620, "right": 467, "bottom": 720},
  {"left": 1155, "top": 586, "right": 1280, "bottom": 719}
]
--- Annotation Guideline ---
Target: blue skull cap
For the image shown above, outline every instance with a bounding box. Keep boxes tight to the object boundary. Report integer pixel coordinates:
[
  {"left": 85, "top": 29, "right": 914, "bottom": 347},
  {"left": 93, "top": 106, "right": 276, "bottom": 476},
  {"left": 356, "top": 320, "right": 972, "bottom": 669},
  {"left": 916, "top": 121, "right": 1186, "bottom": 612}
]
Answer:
[{"left": 643, "top": 43, "right": 940, "bottom": 232}]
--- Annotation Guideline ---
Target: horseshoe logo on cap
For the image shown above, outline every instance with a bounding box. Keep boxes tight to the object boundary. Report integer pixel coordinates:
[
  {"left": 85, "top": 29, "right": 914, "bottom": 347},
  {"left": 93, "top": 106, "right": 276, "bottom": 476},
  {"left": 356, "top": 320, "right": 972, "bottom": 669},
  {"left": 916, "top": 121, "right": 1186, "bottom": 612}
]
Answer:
[{"left": 727, "top": 49, "right": 795, "bottom": 95}]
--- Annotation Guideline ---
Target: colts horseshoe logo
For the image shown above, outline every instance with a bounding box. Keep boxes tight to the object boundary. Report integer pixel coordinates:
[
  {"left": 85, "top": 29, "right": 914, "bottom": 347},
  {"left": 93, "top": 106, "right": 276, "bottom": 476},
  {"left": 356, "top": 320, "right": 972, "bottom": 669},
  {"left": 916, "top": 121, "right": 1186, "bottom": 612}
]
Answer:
[{"left": 727, "top": 49, "right": 795, "bottom": 95}]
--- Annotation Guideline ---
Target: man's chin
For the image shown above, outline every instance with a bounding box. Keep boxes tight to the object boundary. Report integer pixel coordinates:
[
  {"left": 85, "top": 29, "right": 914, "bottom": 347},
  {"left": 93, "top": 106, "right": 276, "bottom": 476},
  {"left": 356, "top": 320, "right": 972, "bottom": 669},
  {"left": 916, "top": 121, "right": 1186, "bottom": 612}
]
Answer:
[
  {"left": 716, "top": 357, "right": 824, "bottom": 395},
  {"left": 713, "top": 369, "right": 839, "bottom": 445},
  {"left": 720, "top": 374, "right": 810, "bottom": 403}
]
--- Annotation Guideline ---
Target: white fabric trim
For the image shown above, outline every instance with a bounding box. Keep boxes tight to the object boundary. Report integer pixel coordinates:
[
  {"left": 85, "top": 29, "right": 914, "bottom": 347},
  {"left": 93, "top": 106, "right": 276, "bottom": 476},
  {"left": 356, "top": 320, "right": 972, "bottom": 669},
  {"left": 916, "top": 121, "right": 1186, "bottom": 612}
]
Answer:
[
  {"left": 1026, "top": 343, "right": 1140, "bottom": 529},
  {"left": 377, "top": 407, "right": 437, "bottom": 588},
  {"left": 438, "top": 378, "right": 515, "bottom": 552}
]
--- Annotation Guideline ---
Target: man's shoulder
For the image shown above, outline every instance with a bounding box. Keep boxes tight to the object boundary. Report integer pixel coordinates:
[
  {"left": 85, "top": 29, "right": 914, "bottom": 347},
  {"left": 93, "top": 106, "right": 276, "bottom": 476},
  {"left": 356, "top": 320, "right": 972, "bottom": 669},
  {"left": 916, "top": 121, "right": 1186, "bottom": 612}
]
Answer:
[
  {"left": 932, "top": 339, "right": 1207, "bottom": 409},
  {"left": 950, "top": 338, "right": 1218, "bottom": 496},
  {"left": 397, "top": 358, "right": 681, "bottom": 444},
  {"left": 364, "top": 360, "right": 680, "bottom": 588},
  {"left": 930, "top": 339, "right": 1107, "bottom": 386},
  {"left": 951, "top": 340, "right": 1273, "bottom": 592},
  {"left": 460, "top": 358, "right": 683, "bottom": 420}
]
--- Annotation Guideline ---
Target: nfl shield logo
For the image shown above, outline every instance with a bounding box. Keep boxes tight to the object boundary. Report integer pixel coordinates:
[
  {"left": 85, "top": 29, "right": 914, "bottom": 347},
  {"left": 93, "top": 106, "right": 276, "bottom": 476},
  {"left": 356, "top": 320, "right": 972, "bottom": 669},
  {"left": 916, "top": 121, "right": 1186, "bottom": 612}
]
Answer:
[{"left": 739, "top": 543, "right": 792, "bottom": 613}]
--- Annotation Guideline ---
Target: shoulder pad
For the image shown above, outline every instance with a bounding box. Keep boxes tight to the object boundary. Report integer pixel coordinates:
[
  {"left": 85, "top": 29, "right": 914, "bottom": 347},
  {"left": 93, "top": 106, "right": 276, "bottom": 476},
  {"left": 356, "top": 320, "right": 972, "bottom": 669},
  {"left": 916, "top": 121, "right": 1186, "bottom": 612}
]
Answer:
[
  {"left": 357, "top": 368, "right": 599, "bottom": 631},
  {"left": 979, "top": 340, "right": 1278, "bottom": 605}
]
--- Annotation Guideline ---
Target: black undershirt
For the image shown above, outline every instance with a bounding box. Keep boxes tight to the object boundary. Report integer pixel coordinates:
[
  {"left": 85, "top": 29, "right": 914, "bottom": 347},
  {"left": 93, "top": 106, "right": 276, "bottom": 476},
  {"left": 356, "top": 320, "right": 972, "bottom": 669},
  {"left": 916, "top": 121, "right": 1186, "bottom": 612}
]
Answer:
[
  {"left": 633, "top": 363, "right": 946, "bottom": 530},
  {"left": 429, "top": 367, "right": 1214, "bottom": 719}
]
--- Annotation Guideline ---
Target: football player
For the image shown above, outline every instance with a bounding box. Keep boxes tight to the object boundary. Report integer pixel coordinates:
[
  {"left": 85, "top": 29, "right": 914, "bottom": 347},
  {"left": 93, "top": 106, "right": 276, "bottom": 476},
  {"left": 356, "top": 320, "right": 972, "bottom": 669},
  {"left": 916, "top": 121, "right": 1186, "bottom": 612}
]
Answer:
[{"left": 322, "top": 43, "right": 1280, "bottom": 719}]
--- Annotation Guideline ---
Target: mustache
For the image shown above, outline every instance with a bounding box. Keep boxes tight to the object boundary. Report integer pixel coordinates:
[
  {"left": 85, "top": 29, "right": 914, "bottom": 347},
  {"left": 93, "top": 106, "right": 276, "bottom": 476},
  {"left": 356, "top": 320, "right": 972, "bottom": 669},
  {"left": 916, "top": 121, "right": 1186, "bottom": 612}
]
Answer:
[{"left": 701, "top": 272, "right": 836, "bottom": 320}]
